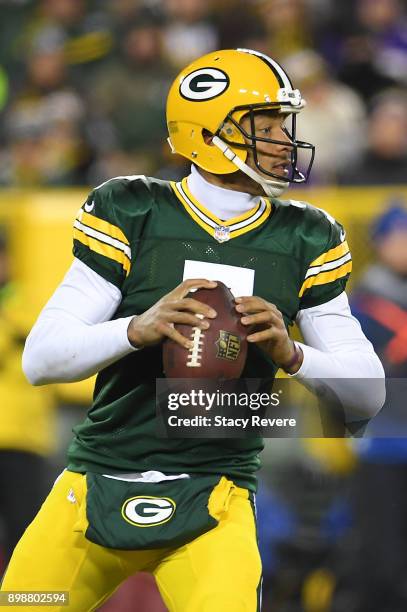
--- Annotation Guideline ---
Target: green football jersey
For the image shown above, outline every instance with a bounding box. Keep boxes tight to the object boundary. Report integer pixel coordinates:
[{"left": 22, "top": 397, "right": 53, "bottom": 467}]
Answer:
[{"left": 67, "top": 175, "right": 351, "bottom": 490}]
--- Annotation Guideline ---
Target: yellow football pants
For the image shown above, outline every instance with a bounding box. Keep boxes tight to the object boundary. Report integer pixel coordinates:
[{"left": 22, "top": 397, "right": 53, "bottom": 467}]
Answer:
[{"left": 1, "top": 470, "right": 262, "bottom": 611}]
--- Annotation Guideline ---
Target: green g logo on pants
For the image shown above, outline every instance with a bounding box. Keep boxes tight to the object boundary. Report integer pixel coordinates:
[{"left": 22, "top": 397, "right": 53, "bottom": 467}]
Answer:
[{"left": 122, "top": 496, "right": 176, "bottom": 527}]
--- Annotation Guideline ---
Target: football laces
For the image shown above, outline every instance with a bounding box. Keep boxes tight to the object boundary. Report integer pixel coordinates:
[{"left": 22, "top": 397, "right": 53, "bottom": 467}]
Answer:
[{"left": 187, "top": 318, "right": 205, "bottom": 367}]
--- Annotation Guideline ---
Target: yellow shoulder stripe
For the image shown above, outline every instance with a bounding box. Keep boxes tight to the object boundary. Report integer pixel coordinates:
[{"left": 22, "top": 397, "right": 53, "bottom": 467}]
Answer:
[
  {"left": 299, "top": 261, "right": 352, "bottom": 297},
  {"left": 73, "top": 228, "right": 130, "bottom": 275},
  {"left": 77, "top": 209, "right": 129, "bottom": 246},
  {"left": 309, "top": 240, "right": 349, "bottom": 267}
]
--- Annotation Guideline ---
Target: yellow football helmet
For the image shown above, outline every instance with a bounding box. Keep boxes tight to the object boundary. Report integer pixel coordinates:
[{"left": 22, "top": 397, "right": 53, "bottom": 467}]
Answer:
[{"left": 166, "top": 48, "right": 315, "bottom": 197}]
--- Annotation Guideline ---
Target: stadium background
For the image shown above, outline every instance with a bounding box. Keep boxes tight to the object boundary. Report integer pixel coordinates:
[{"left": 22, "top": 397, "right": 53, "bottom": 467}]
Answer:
[{"left": 0, "top": 1, "right": 406, "bottom": 610}]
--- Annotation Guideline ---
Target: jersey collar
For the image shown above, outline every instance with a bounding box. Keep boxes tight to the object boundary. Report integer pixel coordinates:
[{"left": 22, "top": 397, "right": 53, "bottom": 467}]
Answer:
[{"left": 170, "top": 177, "right": 272, "bottom": 242}]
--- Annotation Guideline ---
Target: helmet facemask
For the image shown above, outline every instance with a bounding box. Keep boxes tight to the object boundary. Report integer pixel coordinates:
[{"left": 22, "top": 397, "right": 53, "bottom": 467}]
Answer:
[{"left": 214, "top": 103, "right": 315, "bottom": 196}]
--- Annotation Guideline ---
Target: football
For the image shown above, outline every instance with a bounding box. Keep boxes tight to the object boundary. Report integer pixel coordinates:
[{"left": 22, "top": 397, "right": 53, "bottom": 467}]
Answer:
[{"left": 162, "top": 281, "right": 248, "bottom": 379}]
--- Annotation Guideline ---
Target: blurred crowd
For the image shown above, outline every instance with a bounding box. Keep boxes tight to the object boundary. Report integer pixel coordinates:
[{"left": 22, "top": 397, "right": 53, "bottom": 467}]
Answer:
[{"left": 0, "top": 0, "right": 407, "bottom": 187}]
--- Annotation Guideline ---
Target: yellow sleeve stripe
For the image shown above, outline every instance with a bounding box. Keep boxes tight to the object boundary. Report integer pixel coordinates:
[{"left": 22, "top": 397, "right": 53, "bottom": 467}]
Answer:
[
  {"left": 73, "top": 228, "right": 131, "bottom": 275},
  {"left": 77, "top": 209, "right": 130, "bottom": 246},
  {"left": 74, "top": 218, "right": 131, "bottom": 259},
  {"left": 299, "top": 260, "right": 352, "bottom": 297},
  {"left": 309, "top": 240, "right": 349, "bottom": 268},
  {"left": 305, "top": 251, "right": 351, "bottom": 280}
]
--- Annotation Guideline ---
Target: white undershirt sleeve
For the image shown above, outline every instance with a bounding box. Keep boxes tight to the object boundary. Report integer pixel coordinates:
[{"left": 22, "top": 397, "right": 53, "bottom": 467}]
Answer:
[
  {"left": 22, "top": 258, "right": 136, "bottom": 385},
  {"left": 292, "top": 292, "right": 385, "bottom": 419}
]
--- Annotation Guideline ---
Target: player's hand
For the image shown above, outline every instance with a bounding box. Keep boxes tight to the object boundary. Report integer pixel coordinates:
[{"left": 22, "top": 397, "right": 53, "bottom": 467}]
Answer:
[
  {"left": 235, "top": 296, "right": 303, "bottom": 373},
  {"left": 127, "top": 279, "right": 217, "bottom": 349}
]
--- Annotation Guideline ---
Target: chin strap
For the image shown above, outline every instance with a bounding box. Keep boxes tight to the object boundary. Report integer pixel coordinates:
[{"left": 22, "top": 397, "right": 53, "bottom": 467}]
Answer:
[{"left": 212, "top": 136, "right": 289, "bottom": 198}]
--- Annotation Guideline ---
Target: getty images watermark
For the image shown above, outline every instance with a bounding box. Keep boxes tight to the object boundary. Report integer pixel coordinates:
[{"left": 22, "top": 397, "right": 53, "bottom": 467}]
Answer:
[
  {"left": 156, "top": 378, "right": 300, "bottom": 438},
  {"left": 166, "top": 388, "right": 296, "bottom": 430},
  {"left": 156, "top": 378, "right": 402, "bottom": 438}
]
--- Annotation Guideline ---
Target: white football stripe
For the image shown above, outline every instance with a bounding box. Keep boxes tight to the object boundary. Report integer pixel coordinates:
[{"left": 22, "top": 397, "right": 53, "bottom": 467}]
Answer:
[
  {"left": 74, "top": 219, "right": 132, "bottom": 260},
  {"left": 305, "top": 252, "right": 351, "bottom": 279}
]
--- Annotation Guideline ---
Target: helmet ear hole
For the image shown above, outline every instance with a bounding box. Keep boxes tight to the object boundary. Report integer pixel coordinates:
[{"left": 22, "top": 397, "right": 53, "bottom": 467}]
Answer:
[{"left": 202, "top": 128, "right": 214, "bottom": 145}]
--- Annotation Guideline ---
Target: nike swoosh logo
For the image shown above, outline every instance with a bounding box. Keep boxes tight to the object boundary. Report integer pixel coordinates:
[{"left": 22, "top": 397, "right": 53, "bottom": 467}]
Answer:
[{"left": 84, "top": 200, "right": 95, "bottom": 213}]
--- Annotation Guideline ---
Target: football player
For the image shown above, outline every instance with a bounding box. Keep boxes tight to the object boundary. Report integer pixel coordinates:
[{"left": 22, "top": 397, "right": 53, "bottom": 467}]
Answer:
[{"left": 2, "top": 49, "right": 385, "bottom": 611}]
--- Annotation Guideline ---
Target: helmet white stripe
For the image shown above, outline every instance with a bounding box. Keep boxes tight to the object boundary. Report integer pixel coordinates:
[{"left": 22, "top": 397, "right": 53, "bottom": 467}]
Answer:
[{"left": 237, "top": 48, "right": 292, "bottom": 90}]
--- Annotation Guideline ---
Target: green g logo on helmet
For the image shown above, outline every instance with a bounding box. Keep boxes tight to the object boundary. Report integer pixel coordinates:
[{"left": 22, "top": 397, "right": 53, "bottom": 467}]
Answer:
[{"left": 179, "top": 68, "right": 230, "bottom": 101}]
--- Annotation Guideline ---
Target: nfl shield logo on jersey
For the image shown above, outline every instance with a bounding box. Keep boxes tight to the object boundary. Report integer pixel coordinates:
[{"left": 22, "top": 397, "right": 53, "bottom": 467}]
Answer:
[{"left": 214, "top": 225, "right": 230, "bottom": 242}]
